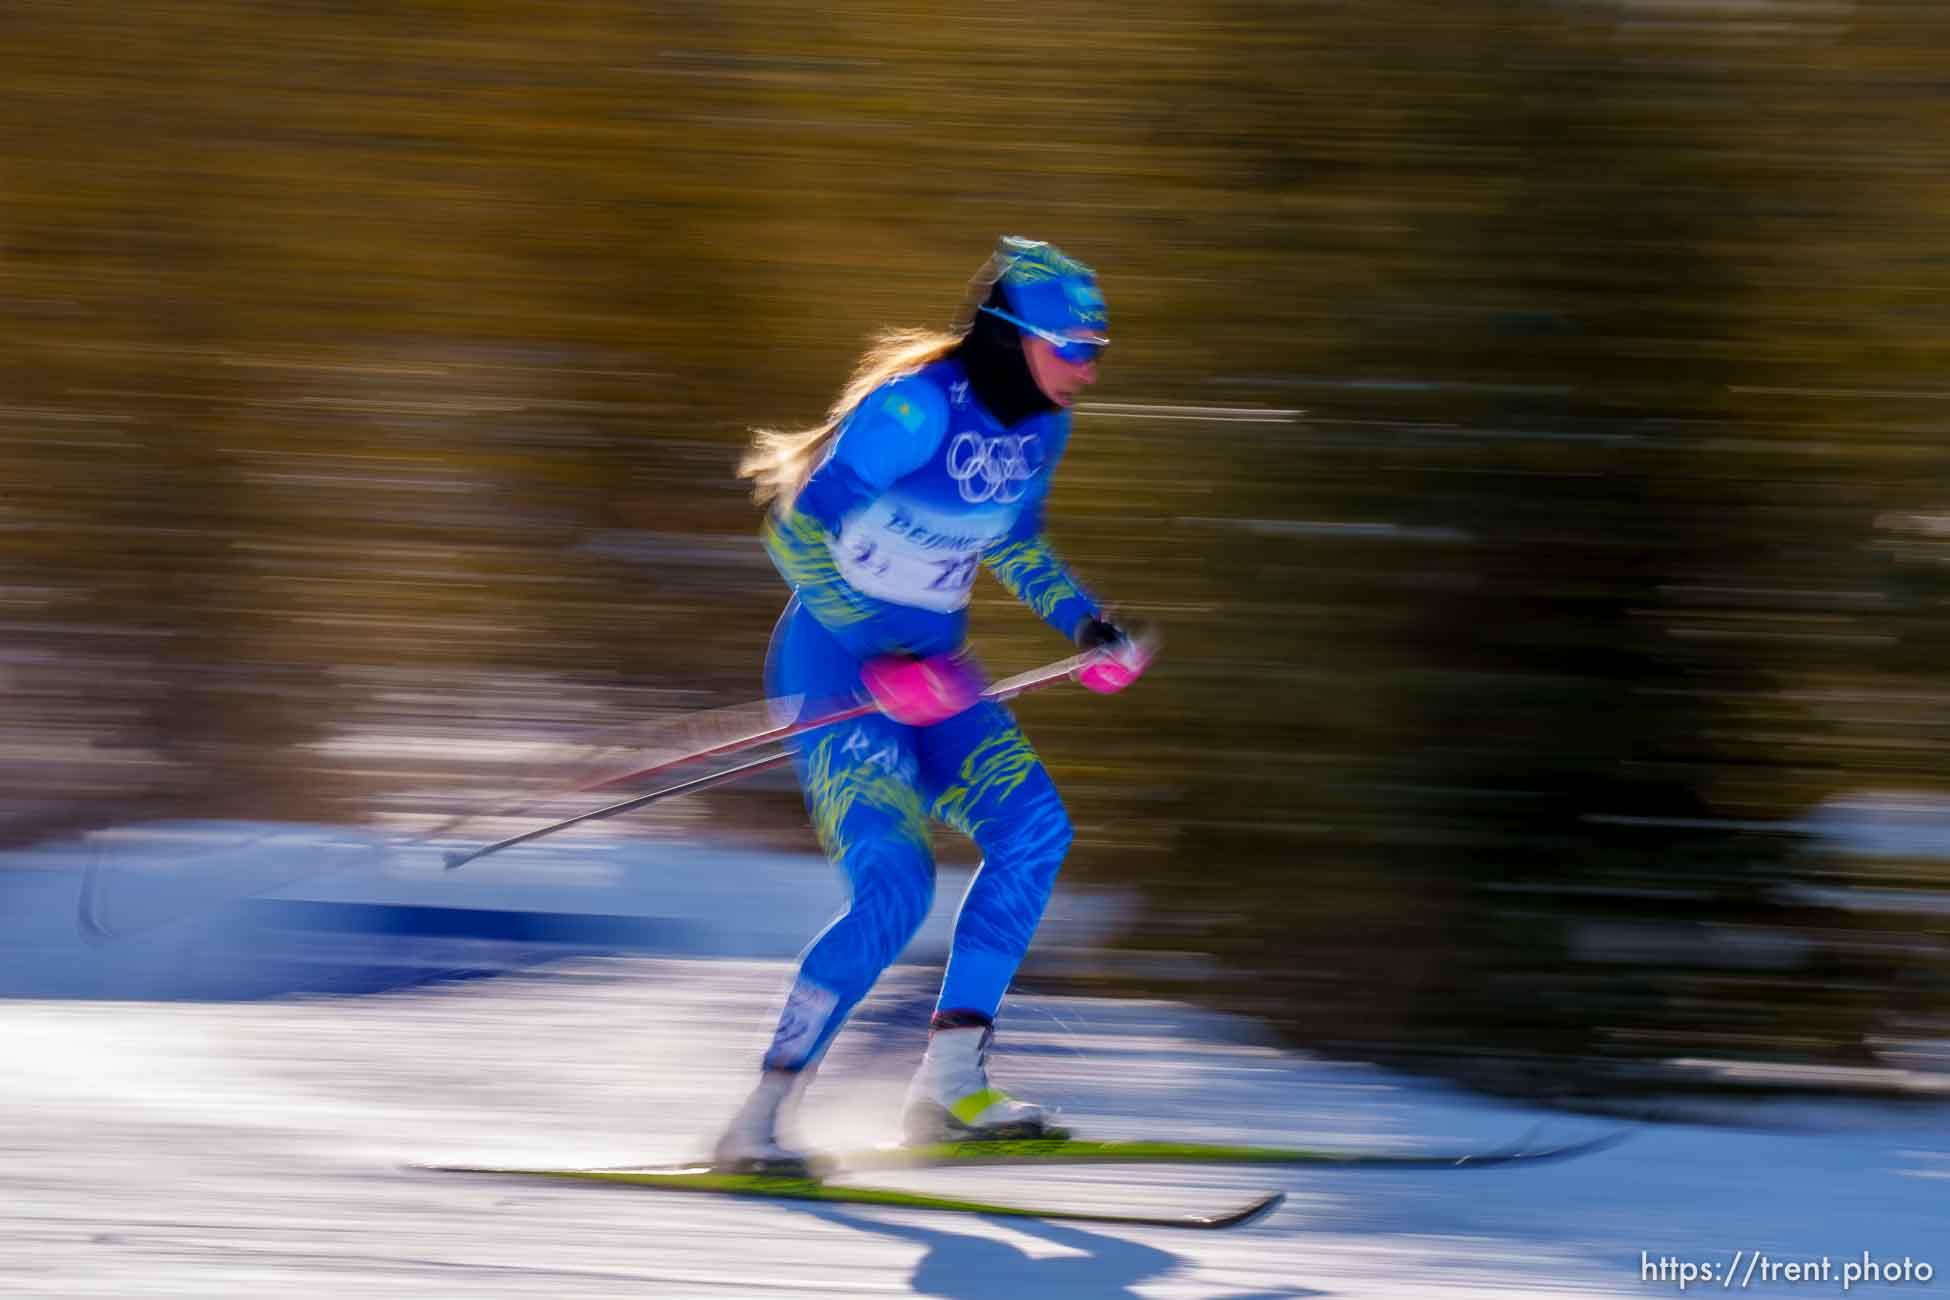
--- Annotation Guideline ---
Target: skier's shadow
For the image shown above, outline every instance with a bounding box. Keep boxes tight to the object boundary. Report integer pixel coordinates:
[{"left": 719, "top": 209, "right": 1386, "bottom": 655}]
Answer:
[{"left": 794, "top": 1203, "right": 1319, "bottom": 1300}]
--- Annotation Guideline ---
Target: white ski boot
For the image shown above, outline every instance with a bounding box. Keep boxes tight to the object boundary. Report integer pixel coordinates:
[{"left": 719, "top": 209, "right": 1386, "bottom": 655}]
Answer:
[
  {"left": 902, "top": 1025, "right": 1062, "bottom": 1143},
  {"left": 713, "top": 1070, "right": 811, "bottom": 1173}
]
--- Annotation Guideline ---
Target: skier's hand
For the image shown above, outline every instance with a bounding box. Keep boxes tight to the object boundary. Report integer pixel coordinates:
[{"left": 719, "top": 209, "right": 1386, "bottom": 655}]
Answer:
[
  {"left": 1073, "top": 617, "right": 1152, "bottom": 694},
  {"left": 861, "top": 652, "right": 984, "bottom": 726}
]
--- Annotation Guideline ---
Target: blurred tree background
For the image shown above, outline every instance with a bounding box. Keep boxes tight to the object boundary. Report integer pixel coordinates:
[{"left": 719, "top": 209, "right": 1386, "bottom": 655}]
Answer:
[{"left": 4, "top": 0, "right": 1948, "bottom": 1099}]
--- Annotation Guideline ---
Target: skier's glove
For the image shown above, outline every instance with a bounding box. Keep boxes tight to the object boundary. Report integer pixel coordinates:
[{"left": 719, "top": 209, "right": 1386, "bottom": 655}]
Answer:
[
  {"left": 861, "top": 652, "right": 984, "bottom": 726},
  {"left": 1073, "top": 617, "right": 1151, "bottom": 695}
]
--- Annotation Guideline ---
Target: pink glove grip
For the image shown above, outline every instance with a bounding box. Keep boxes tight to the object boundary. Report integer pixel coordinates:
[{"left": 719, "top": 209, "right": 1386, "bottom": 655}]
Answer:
[
  {"left": 1076, "top": 642, "right": 1149, "bottom": 695},
  {"left": 861, "top": 654, "right": 982, "bottom": 726}
]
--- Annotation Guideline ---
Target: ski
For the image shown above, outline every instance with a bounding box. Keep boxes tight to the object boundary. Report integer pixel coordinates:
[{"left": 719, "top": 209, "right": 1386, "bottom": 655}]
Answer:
[
  {"left": 823, "top": 1130, "right": 1628, "bottom": 1173},
  {"left": 420, "top": 1163, "right": 1283, "bottom": 1230}
]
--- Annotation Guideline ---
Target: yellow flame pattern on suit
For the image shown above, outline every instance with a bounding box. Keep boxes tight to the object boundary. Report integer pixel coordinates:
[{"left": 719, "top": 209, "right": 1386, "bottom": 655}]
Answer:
[
  {"left": 764, "top": 506, "right": 879, "bottom": 630},
  {"left": 804, "top": 731, "right": 929, "bottom": 860},
  {"left": 929, "top": 725, "right": 1040, "bottom": 839},
  {"left": 1000, "top": 241, "right": 1093, "bottom": 286},
  {"left": 983, "top": 533, "right": 1088, "bottom": 628}
]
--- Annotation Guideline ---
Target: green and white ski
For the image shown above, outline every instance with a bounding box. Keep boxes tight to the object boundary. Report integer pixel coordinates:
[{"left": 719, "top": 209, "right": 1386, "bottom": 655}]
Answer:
[
  {"left": 420, "top": 1131, "right": 1620, "bottom": 1228},
  {"left": 826, "top": 1130, "right": 1628, "bottom": 1173},
  {"left": 422, "top": 1162, "right": 1284, "bottom": 1230}
]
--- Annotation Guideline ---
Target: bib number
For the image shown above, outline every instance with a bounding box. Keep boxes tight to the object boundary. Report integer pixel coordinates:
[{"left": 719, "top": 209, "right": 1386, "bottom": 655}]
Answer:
[
  {"left": 832, "top": 500, "right": 1004, "bottom": 613},
  {"left": 929, "top": 554, "right": 980, "bottom": 593}
]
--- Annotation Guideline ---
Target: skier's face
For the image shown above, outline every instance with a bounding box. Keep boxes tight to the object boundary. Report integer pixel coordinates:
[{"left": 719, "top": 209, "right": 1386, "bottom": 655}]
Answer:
[{"left": 1024, "top": 336, "right": 1099, "bottom": 408}]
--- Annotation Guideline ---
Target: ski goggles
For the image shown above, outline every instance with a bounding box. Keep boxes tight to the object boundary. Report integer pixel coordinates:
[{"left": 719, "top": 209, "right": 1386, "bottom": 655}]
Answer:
[{"left": 979, "top": 304, "right": 1109, "bottom": 364}]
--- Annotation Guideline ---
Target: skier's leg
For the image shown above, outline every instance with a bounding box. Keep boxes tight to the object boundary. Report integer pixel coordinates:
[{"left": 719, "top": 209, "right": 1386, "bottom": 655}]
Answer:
[
  {"left": 717, "top": 713, "right": 933, "bottom": 1167},
  {"left": 719, "top": 603, "right": 935, "bottom": 1166},
  {"left": 924, "top": 700, "right": 1074, "bottom": 1019},
  {"left": 764, "top": 712, "right": 935, "bottom": 1073},
  {"left": 902, "top": 700, "right": 1074, "bottom": 1140}
]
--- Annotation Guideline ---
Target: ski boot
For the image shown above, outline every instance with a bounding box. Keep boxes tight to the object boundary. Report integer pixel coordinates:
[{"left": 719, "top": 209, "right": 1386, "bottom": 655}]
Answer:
[
  {"left": 901, "top": 1025, "right": 1065, "bottom": 1144},
  {"left": 713, "top": 1069, "right": 813, "bottom": 1175}
]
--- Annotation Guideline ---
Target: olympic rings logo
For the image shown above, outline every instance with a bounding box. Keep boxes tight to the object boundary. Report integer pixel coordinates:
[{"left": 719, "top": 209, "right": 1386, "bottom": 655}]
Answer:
[{"left": 946, "top": 432, "right": 1043, "bottom": 504}]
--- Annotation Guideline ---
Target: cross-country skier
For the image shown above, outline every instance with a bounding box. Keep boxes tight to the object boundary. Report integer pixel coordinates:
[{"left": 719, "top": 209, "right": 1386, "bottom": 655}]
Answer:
[{"left": 719, "top": 237, "right": 1149, "bottom": 1168}]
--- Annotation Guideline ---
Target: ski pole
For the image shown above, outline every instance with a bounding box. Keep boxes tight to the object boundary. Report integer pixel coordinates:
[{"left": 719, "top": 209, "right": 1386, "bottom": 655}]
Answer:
[
  {"left": 442, "top": 750, "right": 794, "bottom": 870},
  {"left": 544, "top": 647, "right": 1086, "bottom": 803},
  {"left": 413, "top": 695, "right": 816, "bottom": 840},
  {"left": 439, "top": 648, "right": 1105, "bottom": 870}
]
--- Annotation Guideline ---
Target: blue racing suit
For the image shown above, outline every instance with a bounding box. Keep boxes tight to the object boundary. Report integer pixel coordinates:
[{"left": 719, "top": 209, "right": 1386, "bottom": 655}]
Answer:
[{"left": 758, "top": 356, "right": 1098, "bottom": 1071}]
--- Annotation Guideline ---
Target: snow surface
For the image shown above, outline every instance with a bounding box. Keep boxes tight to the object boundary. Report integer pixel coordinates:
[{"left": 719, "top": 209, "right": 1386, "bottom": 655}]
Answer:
[{"left": 0, "top": 824, "right": 1943, "bottom": 1298}]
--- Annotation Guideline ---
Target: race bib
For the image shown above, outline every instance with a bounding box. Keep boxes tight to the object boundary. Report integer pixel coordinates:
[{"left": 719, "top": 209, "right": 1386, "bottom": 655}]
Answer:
[{"left": 832, "top": 497, "right": 1011, "bottom": 613}]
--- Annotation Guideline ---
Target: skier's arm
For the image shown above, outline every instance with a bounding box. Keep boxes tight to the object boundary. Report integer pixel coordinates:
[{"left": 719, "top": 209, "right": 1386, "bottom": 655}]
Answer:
[
  {"left": 981, "top": 492, "right": 1099, "bottom": 642},
  {"left": 762, "top": 378, "right": 949, "bottom": 655},
  {"left": 792, "top": 379, "right": 947, "bottom": 534}
]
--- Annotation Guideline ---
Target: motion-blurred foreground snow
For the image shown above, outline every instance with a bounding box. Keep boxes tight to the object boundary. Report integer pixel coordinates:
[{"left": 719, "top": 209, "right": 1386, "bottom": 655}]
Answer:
[{"left": 0, "top": 825, "right": 1943, "bottom": 1298}]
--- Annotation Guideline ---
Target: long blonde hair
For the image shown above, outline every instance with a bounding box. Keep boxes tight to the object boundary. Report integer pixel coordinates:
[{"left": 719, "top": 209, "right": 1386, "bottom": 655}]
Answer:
[{"left": 738, "top": 328, "right": 963, "bottom": 510}]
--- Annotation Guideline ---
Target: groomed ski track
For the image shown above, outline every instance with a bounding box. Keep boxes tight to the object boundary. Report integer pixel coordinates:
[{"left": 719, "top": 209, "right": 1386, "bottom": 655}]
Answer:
[
  {"left": 4, "top": 959, "right": 1946, "bottom": 1298},
  {"left": 1, "top": 829, "right": 1944, "bottom": 1297}
]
